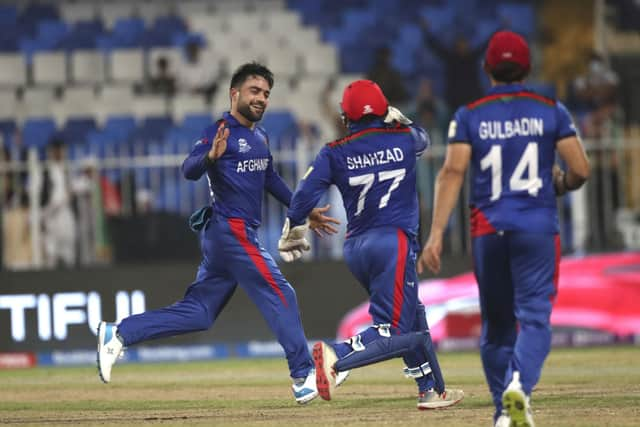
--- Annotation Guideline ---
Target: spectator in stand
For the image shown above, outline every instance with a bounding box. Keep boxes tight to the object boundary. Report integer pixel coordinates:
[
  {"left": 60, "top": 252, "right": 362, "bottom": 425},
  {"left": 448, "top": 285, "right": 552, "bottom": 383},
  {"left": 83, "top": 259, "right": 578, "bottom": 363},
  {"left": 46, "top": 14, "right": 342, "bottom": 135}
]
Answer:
[
  {"left": 41, "top": 138, "right": 76, "bottom": 268},
  {"left": 420, "top": 19, "right": 490, "bottom": 111},
  {"left": 408, "top": 79, "right": 449, "bottom": 245},
  {"left": 176, "top": 38, "right": 219, "bottom": 103},
  {"left": 569, "top": 52, "right": 624, "bottom": 250},
  {"left": 146, "top": 56, "right": 176, "bottom": 98},
  {"left": 366, "top": 46, "right": 410, "bottom": 108}
]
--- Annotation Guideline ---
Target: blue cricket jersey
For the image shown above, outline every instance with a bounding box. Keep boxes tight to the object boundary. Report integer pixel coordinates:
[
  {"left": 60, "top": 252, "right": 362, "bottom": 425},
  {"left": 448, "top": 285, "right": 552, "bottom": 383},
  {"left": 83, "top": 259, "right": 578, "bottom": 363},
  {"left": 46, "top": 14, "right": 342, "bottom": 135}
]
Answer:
[
  {"left": 288, "top": 119, "right": 429, "bottom": 237},
  {"left": 182, "top": 112, "right": 292, "bottom": 227},
  {"left": 448, "top": 83, "right": 577, "bottom": 235}
]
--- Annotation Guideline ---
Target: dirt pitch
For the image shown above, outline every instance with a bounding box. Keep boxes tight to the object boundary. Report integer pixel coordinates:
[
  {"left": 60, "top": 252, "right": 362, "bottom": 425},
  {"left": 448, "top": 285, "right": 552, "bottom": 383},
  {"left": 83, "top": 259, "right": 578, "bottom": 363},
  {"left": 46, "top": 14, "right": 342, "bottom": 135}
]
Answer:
[{"left": 1, "top": 346, "right": 639, "bottom": 426}]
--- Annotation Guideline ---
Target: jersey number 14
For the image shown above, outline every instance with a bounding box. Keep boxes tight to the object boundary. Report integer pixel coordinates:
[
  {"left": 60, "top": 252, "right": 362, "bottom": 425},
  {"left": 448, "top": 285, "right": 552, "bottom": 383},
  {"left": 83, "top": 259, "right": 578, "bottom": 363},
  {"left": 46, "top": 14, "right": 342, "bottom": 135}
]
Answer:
[{"left": 480, "top": 142, "right": 542, "bottom": 201}]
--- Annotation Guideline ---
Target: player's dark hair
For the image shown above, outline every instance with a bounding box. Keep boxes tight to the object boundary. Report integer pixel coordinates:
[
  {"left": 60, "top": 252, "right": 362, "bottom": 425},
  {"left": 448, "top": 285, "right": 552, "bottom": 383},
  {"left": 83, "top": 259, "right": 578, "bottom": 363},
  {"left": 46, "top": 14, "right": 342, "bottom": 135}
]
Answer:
[
  {"left": 488, "top": 61, "right": 529, "bottom": 83},
  {"left": 230, "top": 62, "right": 274, "bottom": 89},
  {"left": 341, "top": 112, "right": 385, "bottom": 127}
]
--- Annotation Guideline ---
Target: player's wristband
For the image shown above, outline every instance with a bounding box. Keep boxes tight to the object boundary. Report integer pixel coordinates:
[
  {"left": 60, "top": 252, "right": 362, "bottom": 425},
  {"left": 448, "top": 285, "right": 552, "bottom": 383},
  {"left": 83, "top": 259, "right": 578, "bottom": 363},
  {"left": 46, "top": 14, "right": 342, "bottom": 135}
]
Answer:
[
  {"left": 204, "top": 152, "right": 215, "bottom": 166},
  {"left": 563, "top": 173, "right": 576, "bottom": 191}
]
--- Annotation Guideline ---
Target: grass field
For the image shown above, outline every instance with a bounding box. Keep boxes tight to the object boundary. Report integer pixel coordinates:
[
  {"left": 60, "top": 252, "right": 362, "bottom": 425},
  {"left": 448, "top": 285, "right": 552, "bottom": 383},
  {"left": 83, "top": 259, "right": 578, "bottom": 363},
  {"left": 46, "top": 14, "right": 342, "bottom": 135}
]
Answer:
[{"left": 1, "top": 346, "right": 639, "bottom": 426}]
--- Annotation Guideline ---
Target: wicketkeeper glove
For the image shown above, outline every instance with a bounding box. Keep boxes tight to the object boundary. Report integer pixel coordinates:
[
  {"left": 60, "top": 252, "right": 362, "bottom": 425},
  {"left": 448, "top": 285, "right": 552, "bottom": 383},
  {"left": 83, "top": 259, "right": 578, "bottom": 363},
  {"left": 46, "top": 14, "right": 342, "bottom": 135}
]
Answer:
[
  {"left": 278, "top": 218, "right": 311, "bottom": 263},
  {"left": 383, "top": 106, "right": 413, "bottom": 125}
]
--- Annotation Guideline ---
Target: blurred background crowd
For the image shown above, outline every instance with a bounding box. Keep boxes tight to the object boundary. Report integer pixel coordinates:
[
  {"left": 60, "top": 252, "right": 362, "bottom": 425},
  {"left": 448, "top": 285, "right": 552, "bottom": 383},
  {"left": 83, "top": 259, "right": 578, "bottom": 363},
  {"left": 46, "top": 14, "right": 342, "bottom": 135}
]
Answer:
[{"left": 1, "top": 0, "right": 639, "bottom": 271}]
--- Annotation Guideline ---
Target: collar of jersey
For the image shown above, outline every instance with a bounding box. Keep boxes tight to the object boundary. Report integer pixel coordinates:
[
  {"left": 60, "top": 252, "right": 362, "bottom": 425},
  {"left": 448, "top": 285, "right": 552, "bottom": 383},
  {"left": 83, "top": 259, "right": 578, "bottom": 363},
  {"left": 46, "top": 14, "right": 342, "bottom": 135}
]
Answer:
[
  {"left": 348, "top": 118, "right": 387, "bottom": 133},
  {"left": 222, "top": 111, "right": 244, "bottom": 128},
  {"left": 488, "top": 83, "right": 528, "bottom": 95}
]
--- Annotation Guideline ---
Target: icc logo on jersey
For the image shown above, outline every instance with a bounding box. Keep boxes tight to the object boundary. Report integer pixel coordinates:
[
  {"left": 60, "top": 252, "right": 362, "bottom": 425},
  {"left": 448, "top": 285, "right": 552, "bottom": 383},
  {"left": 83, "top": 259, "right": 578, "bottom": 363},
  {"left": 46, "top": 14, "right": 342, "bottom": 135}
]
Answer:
[{"left": 238, "top": 138, "right": 251, "bottom": 153}]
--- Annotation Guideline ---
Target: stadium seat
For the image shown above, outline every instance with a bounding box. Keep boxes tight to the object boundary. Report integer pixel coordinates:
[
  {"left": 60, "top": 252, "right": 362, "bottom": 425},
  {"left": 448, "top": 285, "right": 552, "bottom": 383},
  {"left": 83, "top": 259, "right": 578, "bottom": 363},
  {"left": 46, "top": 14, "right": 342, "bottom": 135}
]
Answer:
[
  {"left": 175, "top": 0, "right": 213, "bottom": 18},
  {"left": 109, "top": 48, "right": 145, "bottom": 83},
  {"left": 103, "top": 115, "right": 136, "bottom": 142},
  {"left": 0, "top": 53, "right": 27, "bottom": 86},
  {"left": 130, "top": 116, "right": 173, "bottom": 143},
  {"left": 263, "top": 47, "right": 300, "bottom": 80},
  {"left": 0, "top": 119, "right": 16, "bottom": 147},
  {"left": 95, "top": 85, "right": 135, "bottom": 124},
  {"left": 254, "top": 0, "right": 286, "bottom": 12},
  {"left": 36, "top": 20, "right": 69, "bottom": 49},
  {"left": 172, "top": 95, "right": 211, "bottom": 124},
  {"left": 98, "top": 2, "right": 136, "bottom": 29},
  {"left": 70, "top": 50, "right": 105, "bottom": 84},
  {"left": 0, "top": 89, "right": 17, "bottom": 120},
  {"left": 32, "top": 51, "right": 67, "bottom": 85},
  {"left": 21, "top": 117, "right": 56, "bottom": 150},
  {"left": 56, "top": 86, "right": 96, "bottom": 119},
  {"left": 59, "top": 117, "right": 97, "bottom": 145},
  {"left": 137, "top": 2, "right": 171, "bottom": 26},
  {"left": 225, "top": 12, "right": 267, "bottom": 33},
  {"left": 20, "top": 87, "right": 56, "bottom": 119},
  {"left": 182, "top": 113, "right": 213, "bottom": 131},
  {"left": 59, "top": 2, "right": 97, "bottom": 23},
  {"left": 133, "top": 96, "right": 171, "bottom": 121},
  {"left": 0, "top": 5, "right": 17, "bottom": 28},
  {"left": 259, "top": 110, "right": 299, "bottom": 150},
  {"left": 301, "top": 43, "right": 338, "bottom": 75},
  {"left": 498, "top": 3, "right": 536, "bottom": 37}
]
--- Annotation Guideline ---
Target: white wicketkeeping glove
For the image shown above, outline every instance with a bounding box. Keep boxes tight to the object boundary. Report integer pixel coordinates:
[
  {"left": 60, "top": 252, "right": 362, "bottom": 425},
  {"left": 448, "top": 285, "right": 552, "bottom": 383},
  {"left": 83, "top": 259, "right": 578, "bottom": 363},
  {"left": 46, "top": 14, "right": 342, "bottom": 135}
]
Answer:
[
  {"left": 383, "top": 106, "right": 413, "bottom": 125},
  {"left": 278, "top": 218, "right": 311, "bottom": 263}
]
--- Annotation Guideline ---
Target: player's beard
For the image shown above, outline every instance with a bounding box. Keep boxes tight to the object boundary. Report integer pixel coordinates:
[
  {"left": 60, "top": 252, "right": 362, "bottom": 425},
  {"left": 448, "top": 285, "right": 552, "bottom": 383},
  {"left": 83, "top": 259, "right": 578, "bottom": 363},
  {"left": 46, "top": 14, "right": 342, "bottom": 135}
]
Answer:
[{"left": 237, "top": 99, "right": 266, "bottom": 122}]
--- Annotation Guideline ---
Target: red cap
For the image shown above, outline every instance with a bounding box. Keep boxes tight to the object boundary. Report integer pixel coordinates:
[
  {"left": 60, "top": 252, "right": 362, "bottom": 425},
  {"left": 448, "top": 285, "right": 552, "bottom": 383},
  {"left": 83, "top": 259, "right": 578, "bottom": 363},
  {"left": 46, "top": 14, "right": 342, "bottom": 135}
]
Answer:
[
  {"left": 340, "top": 80, "right": 389, "bottom": 121},
  {"left": 485, "top": 30, "right": 530, "bottom": 72}
]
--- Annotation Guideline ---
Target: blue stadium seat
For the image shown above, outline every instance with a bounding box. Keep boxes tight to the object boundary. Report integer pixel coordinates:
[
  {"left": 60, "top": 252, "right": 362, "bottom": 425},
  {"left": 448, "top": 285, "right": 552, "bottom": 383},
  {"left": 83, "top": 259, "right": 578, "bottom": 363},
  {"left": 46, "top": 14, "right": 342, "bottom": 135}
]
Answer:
[
  {"left": 60, "top": 117, "right": 97, "bottom": 145},
  {"left": 59, "top": 20, "right": 103, "bottom": 50},
  {"left": 22, "top": 118, "right": 56, "bottom": 154},
  {"left": 37, "top": 20, "right": 70, "bottom": 49},
  {"left": 131, "top": 116, "right": 173, "bottom": 142},
  {"left": 103, "top": 115, "right": 136, "bottom": 142},
  {"left": 107, "top": 17, "right": 145, "bottom": 48},
  {"left": 497, "top": 3, "right": 536, "bottom": 37},
  {"left": 182, "top": 113, "right": 212, "bottom": 131},
  {"left": 339, "top": 44, "right": 375, "bottom": 73},
  {"left": 152, "top": 16, "right": 187, "bottom": 34},
  {"left": 0, "top": 119, "right": 16, "bottom": 148},
  {"left": 0, "top": 5, "right": 17, "bottom": 27},
  {"left": 260, "top": 110, "right": 298, "bottom": 151}
]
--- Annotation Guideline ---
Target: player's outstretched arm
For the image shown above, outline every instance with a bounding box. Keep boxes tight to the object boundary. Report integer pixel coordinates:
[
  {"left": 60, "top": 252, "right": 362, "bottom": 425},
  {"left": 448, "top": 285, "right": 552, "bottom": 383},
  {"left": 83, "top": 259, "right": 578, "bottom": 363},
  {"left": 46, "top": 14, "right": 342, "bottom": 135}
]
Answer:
[
  {"left": 418, "top": 143, "right": 471, "bottom": 274},
  {"left": 553, "top": 135, "right": 590, "bottom": 196},
  {"left": 182, "top": 124, "right": 228, "bottom": 180},
  {"left": 308, "top": 204, "right": 340, "bottom": 237}
]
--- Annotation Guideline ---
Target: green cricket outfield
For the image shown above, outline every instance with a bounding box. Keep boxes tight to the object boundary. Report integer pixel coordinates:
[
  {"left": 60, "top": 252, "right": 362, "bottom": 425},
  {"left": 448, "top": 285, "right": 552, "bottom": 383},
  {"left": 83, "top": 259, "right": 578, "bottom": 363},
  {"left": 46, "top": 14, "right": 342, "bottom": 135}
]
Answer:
[{"left": 1, "top": 346, "right": 639, "bottom": 426}]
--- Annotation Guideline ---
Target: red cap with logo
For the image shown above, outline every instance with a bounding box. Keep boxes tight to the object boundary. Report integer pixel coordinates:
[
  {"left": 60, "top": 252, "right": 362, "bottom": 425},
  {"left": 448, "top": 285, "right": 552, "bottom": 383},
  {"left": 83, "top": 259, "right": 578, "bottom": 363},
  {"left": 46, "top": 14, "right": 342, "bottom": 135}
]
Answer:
[
  {"left": 485, "top": 30, "right": 530, "bottom": 72},
  {"left": 341, "top": 79, "right": 389, "bottom": 121}
]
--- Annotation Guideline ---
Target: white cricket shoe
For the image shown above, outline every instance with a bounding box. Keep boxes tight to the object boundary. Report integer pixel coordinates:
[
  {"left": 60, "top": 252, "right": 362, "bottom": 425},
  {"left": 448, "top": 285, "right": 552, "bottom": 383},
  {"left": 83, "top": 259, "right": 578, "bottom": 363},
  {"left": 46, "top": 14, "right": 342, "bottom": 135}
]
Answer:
[
  {"left": 502, "top": 371, "right": 535, "bottom": 427},
  {"left": 97, "top": 321, "right": 123, "bottom": 384},
  {"left": 336, "top": 369, "right": 350, "bottom": 387},
  {"left": 494, "top": 410, "right": 511, "bottom": 427},
  {"left": 312, "top": 341, "right": 338, "bottom": 401},
  {"left": 417, "top": 388, "right": 464, "bottom": 410},
  {"left": 292, "top": 368, "right": 318, "bottom": 404}
]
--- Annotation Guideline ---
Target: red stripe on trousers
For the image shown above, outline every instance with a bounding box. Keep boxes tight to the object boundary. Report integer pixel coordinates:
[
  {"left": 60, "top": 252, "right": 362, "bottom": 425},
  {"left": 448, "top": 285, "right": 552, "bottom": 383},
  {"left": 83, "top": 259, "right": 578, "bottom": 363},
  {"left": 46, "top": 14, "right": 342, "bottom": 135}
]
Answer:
[
  {"left": 552, "top": 234, "right": 561, "bottom": 301},
  {"left": 228, "top": 219, "right": 288, "bottom": 307},
  {"left": 392, "top": 229, "right": 408, "bottom": 329}
]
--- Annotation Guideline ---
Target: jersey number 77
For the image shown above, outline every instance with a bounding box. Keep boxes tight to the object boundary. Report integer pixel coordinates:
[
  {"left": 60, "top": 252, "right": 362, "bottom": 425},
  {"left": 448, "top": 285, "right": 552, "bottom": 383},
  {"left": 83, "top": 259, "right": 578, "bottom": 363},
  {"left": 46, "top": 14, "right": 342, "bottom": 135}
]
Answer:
[{"left": 349, "top": 168, "right": 406, "bottom": 216}]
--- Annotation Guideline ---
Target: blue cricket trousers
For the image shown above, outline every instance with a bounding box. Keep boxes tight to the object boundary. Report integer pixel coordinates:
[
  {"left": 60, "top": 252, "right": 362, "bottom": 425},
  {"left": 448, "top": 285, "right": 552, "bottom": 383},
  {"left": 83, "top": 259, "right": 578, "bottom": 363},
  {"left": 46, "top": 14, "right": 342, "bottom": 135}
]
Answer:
[
  {"left": 118, "top": 214, "right": 314, "bottom": 379},
  {"left": 473, "top": 231, "right": 560, "bottom": 412},
  {"left": 337, "top": 227, "right": 438, "bottom": 392}
]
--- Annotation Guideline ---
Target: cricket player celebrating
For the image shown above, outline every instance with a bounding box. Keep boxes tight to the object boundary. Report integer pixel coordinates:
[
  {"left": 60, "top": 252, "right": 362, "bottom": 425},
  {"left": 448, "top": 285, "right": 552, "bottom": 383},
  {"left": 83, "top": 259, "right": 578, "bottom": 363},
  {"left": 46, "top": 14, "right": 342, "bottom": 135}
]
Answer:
[
  {"left": 97, "top": 62, "right": 339, "bottom": 404},
  {"left": 279, "top": 80, "right": 464, "bottom": 409},
  {"left": 418, "top": 31, "right": 590, "bottom": 427}
]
